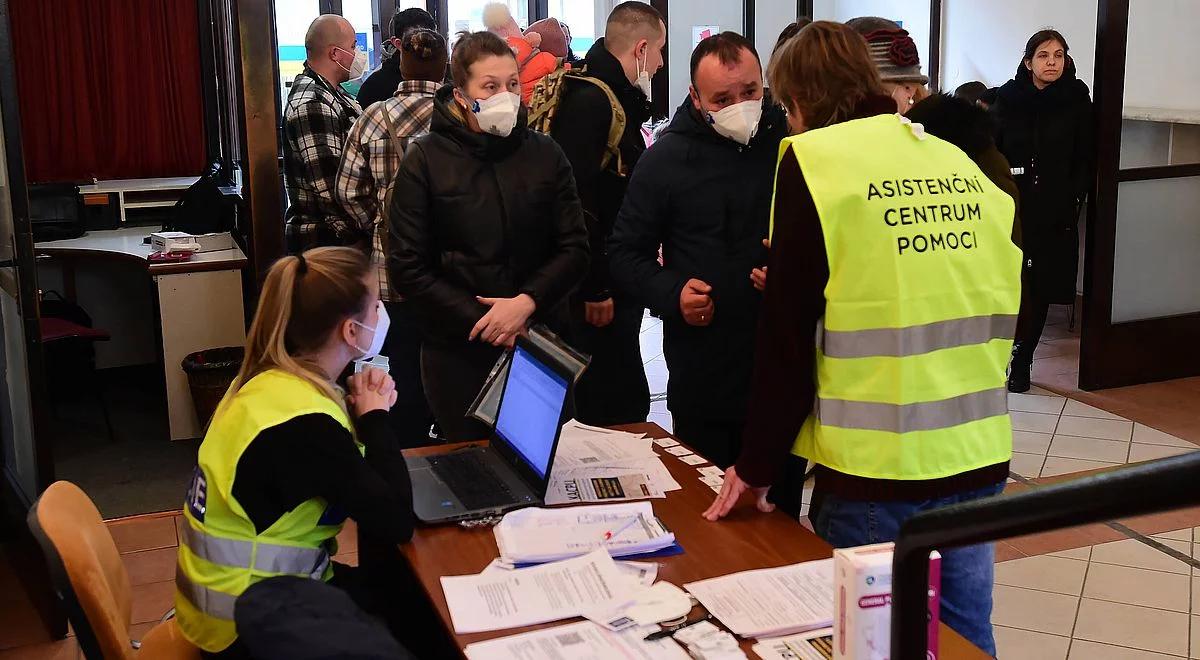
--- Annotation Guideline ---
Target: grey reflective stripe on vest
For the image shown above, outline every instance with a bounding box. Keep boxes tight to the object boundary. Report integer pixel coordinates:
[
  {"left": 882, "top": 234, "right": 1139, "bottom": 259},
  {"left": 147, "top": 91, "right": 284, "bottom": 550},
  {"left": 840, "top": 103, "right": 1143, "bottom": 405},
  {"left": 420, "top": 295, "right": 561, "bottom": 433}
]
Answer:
[
  {"left": 176, "top": 568, "right": 237, "bottom": 621},
  {"left": 180, "top": 523, "right": 330, "bottom": 577},
  {"left": 818, "top": 387, "right": 1008, "bottom": 433},
  {"left": 822, "top": 314, "right": 1018, "bottom": 359}
]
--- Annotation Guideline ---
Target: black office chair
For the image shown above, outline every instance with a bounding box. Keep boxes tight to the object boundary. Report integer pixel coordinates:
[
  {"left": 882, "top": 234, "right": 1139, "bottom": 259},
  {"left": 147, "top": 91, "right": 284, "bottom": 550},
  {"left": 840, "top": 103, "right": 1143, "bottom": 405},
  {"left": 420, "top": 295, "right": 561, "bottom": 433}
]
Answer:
[{"left": 40, "top": 291, "right": 115, "bottom": 443}]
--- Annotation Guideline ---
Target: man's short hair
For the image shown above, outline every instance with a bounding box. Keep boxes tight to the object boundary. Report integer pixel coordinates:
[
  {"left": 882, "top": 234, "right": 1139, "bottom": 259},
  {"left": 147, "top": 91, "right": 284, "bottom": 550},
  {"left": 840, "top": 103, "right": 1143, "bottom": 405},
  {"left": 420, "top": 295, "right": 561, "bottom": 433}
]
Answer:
[
  {"left": 690, "top": 31, "right": 760, "bottom": 88},
  {"left": 605, "top": 1, "right": 665, "bottom": 53},
  {"left": 391, "top": 7, "right": 436, "bottom": 39}
]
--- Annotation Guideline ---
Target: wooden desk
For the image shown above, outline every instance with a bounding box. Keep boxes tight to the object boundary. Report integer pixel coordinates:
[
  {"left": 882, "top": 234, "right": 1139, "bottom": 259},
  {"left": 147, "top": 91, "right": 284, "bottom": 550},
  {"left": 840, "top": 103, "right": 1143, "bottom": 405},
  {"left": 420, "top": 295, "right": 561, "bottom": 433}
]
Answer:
[
  {"left": 36, "top": 228, "right": 248, "bottom": 440},
  {"left": 400, "top": 423, "right": 990, "bottom": 659}
]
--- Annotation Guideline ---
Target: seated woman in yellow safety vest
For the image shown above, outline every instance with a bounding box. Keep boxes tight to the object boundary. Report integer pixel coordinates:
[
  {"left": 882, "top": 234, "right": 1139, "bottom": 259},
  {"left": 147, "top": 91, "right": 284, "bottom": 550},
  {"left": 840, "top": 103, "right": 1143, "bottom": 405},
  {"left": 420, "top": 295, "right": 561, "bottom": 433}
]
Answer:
[
  {"left": 704, "top": 22, "right": 1020, "bottom": 657},
  {"left": 175, "top": 247, "right": 415, "bottom": 657}
]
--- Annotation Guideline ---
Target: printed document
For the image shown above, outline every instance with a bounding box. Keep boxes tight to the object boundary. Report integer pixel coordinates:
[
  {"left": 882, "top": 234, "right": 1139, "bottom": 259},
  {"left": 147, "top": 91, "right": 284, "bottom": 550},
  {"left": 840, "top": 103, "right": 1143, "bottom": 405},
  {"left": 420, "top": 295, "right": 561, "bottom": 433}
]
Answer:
[
  {"left": 441, "top": 548, "right": 628, "bottom": 634},
  {"left": 752, "top": 628, "right": 835, "bottom": 660},
  {"left": 463, "top": 621, "right": 689, "bottom": 660},
  {"left": 545, "top": 469, "right": 666, "bottom": 505},
  {"left": 683, "top": 559, "right": 834, "bottom": 638}
]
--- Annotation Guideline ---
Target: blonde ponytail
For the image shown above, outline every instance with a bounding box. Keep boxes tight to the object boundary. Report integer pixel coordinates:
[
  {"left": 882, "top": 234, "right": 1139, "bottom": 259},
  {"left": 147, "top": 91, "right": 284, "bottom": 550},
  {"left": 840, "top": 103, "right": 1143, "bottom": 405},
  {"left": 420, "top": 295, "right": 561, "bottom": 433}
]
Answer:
[{"left": 222, "top": 248, "right": 372, "bottom": 412}]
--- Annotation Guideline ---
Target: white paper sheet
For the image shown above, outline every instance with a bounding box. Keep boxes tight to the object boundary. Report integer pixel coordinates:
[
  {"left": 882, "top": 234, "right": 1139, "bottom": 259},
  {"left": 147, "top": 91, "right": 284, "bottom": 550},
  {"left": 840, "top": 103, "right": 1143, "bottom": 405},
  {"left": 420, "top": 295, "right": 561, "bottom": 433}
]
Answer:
[
  {"left": 683, "top": 559, "right": 835, "bottom": 639},
  {"left": 463, "top": 621, "right": 690, "bottom": 660},
  {"left": 678, "top": 454, "right": 708, "bottom": 466},
  {"left": 441, "top": 549, "right": 628, "bottom": 634},
  {"left": 554, "top": 421, "right": 655, "bottom": 470},
  {"left": 751, "top": 628, "right": 835, "bottom": 660}
]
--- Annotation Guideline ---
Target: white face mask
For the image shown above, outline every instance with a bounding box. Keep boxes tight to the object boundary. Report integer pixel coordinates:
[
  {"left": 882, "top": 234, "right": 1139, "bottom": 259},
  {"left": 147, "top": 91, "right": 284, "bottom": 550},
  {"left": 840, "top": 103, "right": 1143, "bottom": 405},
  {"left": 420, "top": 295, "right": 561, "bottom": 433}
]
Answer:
[
  {"left": 468, "top": 91, "right": 521, "bottom": 137},
  {"left": 706, "top": 99, "right": 763, "bottom": 145},
  {"left": 335, "top": 46, "right": 369, "bottom": 79},
  {"left": 635, "top": 49, "right": 652, "bottom": 98},
  {"left": 350, "top": 300, "right": 390, "bottom": 358}
]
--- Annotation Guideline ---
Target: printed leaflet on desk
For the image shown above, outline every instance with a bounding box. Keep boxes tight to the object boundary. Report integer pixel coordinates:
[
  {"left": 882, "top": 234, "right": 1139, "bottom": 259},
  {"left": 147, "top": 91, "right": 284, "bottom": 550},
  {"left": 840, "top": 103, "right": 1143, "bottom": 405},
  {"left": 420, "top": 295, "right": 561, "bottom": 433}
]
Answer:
[
  {"left": 440, "top": 548, "right": 628, "bottom": 634},
  {"left": 683, "top": 559, "right": 834, "bottom": 639},
  {"left": 463, "top": 621, "right": 689, "bottom": 660}
]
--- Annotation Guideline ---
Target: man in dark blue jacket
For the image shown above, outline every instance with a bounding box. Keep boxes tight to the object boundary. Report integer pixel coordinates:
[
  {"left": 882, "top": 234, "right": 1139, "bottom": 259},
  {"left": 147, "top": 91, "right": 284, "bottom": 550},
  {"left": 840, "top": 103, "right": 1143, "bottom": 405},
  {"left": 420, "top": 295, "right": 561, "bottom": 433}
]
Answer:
[{"left": 609, "top": 32, "right": 787, "bottom": 469}]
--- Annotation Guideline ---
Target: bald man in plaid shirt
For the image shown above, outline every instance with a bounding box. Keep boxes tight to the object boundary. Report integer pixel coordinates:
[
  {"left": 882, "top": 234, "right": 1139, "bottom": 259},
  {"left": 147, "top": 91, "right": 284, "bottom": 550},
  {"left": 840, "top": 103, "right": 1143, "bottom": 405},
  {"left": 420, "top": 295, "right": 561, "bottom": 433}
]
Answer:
[
  {"left": 283, "top": 15, "right": 366, "bottom": 253},
  {"left": 335, "top": 28, "right": 447, "bottom": 446}
]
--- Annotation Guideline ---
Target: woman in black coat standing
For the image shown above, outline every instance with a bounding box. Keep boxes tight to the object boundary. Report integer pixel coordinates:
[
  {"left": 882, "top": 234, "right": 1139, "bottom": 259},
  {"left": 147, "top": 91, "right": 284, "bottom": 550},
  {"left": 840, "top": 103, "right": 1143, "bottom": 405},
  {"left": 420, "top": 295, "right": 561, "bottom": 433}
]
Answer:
[
  {"left": 388, "top": 31, "right": 589, "bottom": 440},
  {"left": 992, "top": 29, "right": 1093, "bottom": 392}
]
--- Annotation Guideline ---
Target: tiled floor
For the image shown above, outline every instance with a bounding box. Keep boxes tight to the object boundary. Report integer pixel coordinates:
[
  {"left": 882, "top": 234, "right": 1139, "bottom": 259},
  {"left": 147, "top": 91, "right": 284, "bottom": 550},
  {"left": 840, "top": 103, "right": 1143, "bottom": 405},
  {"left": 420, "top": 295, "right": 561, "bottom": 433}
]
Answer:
[{"left": 993, "top": 527, "right": 1200, "bottom": 659}]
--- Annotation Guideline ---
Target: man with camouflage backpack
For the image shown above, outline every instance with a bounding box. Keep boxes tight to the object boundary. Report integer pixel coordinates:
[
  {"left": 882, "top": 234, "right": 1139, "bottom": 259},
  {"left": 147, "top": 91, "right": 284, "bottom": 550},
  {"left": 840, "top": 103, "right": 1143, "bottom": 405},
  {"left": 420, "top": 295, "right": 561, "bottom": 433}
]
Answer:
[{"left": 535, "top": 1, "right": 666, "bottom": 426}]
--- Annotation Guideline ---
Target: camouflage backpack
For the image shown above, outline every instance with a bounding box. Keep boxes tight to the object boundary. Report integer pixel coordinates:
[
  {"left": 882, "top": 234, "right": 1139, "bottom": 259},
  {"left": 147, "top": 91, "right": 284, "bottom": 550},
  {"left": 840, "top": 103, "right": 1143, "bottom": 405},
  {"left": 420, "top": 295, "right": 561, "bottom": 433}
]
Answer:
[{"left": 528, "top": 66, "right": 628, "bottom": 176}]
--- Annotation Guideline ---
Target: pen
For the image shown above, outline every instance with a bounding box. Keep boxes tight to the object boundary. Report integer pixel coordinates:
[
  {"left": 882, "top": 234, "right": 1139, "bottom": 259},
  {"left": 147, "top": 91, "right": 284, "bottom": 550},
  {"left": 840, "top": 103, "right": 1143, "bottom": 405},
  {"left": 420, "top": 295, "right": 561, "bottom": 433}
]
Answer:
[
  {"left": 599, "top": 515, "right": 642, "bottom": 544},
  {"left": 643, "top": 613, "right": 712, "bottom": 641}
]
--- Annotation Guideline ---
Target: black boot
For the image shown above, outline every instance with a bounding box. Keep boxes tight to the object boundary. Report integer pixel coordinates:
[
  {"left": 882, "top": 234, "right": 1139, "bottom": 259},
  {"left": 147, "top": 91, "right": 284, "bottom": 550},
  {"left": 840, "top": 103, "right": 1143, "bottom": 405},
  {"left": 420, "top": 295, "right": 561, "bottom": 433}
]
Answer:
[{"left": 1007, "top": 343, "right": 1032, "bottom": 393}]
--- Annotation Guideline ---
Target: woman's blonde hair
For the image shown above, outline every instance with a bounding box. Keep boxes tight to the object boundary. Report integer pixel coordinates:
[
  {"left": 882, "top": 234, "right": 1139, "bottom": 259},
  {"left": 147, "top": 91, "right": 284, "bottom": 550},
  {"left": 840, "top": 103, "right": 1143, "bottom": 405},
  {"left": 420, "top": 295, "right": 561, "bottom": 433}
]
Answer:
[
  {"left": 768, "top": 21, "right": 886, "bottom": 130},
  {"left": 225, "top": 247, "right": 372, "bottom": 408}
]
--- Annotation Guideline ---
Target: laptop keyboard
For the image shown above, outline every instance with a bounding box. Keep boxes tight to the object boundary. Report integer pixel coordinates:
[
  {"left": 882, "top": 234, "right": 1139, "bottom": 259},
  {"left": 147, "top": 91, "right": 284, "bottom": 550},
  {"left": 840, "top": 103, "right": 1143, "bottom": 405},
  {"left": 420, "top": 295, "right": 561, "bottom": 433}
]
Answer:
[{"left": 428, "top": 452, "right": 516, "bottom": 511}]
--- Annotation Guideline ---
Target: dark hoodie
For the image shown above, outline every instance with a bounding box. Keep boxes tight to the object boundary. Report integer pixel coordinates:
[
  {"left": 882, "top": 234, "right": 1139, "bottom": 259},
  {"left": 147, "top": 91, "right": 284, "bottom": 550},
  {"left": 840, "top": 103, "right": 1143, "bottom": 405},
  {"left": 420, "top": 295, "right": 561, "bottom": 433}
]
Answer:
[
  {"left": 907, "top": 92, "right": 1022, "bottom": 247},
  {"left": 992, "top": 59, "right": 1093, "bottom": 303},
  {"left": 386, "top": 85, "right": 590, "bottom": 346},
  {"left": 608, "top": 97, "right": 788, "bottom": 421}
]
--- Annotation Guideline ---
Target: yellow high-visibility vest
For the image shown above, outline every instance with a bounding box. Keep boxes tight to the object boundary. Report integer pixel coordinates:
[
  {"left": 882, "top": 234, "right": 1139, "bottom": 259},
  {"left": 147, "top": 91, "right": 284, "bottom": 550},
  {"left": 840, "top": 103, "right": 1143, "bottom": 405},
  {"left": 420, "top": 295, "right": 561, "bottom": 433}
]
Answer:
[
  {"left": 783, "top": 113, "right": 1022, "bottom": 481},
  {"left": 175, "top": 369, "right": 361, "bottom": 652}
]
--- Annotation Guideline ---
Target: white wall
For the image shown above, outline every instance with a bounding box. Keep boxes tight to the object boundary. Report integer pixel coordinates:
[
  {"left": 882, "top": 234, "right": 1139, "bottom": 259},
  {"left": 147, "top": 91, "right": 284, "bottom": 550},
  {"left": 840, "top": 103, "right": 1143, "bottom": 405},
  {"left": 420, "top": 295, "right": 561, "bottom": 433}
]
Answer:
[
  {"left": 940, "top": 0, "right": 1097, "bottom": 92},
  {"left": 666, "top": 0, "right": 745, "bottom": 111},
  {"left": 1124, "top": 0, "right": 1200, "bottom": 110},
  {"left": 755, "top": 0, "right": 800, "bottom": 68},
  {"left": 813, "top": 0, "right": 932, "bottom": 79}
]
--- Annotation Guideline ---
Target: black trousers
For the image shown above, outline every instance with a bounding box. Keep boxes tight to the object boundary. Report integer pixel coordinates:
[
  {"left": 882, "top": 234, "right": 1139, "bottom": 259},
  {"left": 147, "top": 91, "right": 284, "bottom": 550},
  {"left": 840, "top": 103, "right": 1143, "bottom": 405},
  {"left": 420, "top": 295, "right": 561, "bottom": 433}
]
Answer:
[
  {"left": 419, "top": 341, "right": 502, "bottom": 442},
  {"left": 380, "top": 302, "right": 436, "bottom": 448},
  {"left": 672, "top": 414, "right": 806, "bottom": 518},
  {"left": 1013, "top": 287, "right": 1051, "bottom": 363},
  {"left": 570, "top": 299, "right": 650, "bottom": 426}
]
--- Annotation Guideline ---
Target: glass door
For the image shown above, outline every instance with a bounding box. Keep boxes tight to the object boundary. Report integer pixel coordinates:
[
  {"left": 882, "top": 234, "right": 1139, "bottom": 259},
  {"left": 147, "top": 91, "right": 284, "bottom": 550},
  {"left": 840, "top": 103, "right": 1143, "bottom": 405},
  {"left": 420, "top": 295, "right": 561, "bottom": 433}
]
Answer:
[{"left": 1080, "top": 0, "right": 1200, "bottom": 389}]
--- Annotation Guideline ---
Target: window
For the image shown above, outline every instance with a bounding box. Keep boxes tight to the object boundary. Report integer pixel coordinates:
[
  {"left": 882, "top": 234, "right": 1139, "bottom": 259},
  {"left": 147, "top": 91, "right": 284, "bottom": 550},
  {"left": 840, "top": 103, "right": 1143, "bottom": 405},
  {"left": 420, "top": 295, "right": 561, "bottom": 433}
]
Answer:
[
  {"left": 447, "top": 0, "right": 528, "bottom": 37},
  {"left": 547, "top": 0, "right": 603, "bottom": 56},
  {"left": 276, "top": 0, "right": 323, "bottom": 101}
]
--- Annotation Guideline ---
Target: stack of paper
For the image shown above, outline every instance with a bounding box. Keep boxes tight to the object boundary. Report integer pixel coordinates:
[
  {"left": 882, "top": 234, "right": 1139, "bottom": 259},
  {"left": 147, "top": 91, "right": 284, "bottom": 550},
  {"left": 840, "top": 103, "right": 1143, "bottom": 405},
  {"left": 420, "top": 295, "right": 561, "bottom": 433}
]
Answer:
[
  {"left": 683, "top": 559, "right": 835, "bottom": 639},
  {"left": 494, "top": 501, "right": 677, "bottom": 564},
  {"left": 441, "top": 548, "right": 630, "bottom": 634},
  {"left": 545, "top": 421, "right": 681, "bottom": 505}
]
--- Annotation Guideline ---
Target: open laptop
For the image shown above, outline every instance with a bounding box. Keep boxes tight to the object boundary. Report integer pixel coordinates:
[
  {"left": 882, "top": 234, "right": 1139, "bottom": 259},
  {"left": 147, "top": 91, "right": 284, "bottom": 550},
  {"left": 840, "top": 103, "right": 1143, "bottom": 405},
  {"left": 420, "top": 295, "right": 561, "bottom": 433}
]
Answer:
[{"left": 408, "top": 336, "right": 572, "bottom": 523}]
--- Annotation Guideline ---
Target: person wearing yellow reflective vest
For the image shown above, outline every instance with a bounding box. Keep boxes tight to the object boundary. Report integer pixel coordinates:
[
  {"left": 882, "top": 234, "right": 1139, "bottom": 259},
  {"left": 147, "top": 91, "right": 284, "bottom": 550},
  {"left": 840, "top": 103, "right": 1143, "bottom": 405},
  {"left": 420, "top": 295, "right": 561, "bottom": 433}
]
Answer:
[
  {"left": 176, "top": 247, "right": 415, "bottom": 658},
  {"left": 704, "top": 23, "right": 1021, "bottom": 657}
]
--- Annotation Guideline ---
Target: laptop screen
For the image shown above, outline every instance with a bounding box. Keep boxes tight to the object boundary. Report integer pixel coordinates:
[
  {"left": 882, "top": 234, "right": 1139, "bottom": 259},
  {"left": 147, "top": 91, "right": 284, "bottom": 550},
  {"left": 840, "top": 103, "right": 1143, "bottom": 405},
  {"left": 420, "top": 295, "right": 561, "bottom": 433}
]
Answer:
[{"left": 494, "top": 345, "right": 569, "bottom": 479}]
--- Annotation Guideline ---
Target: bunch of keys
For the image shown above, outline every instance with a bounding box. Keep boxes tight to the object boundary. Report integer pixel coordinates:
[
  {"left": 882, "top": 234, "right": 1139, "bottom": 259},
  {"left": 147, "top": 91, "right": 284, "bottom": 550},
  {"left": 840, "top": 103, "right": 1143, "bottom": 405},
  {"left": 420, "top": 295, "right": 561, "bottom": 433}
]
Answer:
[{"left": 672, "top": 621, "right": 746, "bottom": 659}]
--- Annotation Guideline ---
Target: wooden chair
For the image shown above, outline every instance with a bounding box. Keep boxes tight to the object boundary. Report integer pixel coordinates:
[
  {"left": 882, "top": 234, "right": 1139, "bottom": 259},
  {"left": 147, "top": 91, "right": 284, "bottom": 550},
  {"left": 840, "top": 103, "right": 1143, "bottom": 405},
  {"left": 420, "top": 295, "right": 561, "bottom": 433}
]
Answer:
[{"left": 27, "top": 481, "right": 199, "bottom": 659}]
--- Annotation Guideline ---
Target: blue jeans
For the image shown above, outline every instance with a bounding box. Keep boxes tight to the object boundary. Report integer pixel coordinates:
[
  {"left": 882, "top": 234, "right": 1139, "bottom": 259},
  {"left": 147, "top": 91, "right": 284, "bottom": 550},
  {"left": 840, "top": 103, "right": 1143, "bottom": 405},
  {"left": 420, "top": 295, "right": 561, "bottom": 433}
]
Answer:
[{"left": 813, "top": 482, "right": 1005, "bottom": 656}]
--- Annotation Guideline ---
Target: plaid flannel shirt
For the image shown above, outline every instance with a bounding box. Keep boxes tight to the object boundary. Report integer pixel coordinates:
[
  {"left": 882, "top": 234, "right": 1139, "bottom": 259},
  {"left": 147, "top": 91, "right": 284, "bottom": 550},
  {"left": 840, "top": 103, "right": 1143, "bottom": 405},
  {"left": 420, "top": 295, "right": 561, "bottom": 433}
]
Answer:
[
  {"left": 283, "top": 66, "right": 364, "bottom": 253},
  {"left": 335, "top": 80, "right": 439, "bottom": 301}
]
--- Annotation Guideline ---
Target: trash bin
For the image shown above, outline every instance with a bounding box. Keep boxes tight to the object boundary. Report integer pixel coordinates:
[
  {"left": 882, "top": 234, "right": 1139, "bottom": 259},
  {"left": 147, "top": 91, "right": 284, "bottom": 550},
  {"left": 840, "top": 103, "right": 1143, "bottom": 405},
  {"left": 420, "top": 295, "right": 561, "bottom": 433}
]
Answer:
[{"left": 182, "top": 347, "right": 244, "bottom": 430}]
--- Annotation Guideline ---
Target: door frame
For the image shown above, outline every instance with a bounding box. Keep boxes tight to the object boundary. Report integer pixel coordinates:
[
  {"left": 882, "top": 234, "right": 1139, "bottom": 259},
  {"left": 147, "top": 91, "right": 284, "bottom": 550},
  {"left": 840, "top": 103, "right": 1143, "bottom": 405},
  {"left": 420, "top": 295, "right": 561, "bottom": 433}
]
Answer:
[
  {"left": 0, "top": 0, "right": 67, "bottom": 638},
  {"left": 1078, "top": 0, "right": 1200, "bottom": 390}
]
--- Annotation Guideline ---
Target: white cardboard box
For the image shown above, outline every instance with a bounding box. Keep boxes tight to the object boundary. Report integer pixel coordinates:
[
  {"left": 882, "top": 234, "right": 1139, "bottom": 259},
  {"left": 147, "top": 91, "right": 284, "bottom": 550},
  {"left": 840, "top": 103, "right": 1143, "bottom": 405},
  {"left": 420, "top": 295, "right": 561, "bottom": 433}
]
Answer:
[{"left": 834, "top": 542, "right": 895, "bottom": 660}]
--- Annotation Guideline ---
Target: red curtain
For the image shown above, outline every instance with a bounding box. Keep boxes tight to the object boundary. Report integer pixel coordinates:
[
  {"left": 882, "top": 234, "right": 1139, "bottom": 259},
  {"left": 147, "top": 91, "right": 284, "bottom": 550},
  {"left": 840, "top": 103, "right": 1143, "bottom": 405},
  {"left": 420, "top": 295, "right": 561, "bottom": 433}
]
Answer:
[{"left": 11, "top": 0, "right": 208, "bottom": 183}]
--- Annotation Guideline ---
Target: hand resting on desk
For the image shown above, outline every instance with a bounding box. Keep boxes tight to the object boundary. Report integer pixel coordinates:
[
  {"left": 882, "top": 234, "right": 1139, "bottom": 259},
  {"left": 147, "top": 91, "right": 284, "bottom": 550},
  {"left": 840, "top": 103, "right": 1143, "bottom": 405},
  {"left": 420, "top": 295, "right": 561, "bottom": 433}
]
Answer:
[{"left": 702, "top": 465, "right": 774, "bottom": 521}]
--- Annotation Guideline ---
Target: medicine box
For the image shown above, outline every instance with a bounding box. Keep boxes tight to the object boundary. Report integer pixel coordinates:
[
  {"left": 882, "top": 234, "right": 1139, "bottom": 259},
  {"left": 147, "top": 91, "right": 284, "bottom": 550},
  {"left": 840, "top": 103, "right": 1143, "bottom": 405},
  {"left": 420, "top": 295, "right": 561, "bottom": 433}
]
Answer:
[{"left": 833, "top": 543, "right": 941, "bottom": 660}]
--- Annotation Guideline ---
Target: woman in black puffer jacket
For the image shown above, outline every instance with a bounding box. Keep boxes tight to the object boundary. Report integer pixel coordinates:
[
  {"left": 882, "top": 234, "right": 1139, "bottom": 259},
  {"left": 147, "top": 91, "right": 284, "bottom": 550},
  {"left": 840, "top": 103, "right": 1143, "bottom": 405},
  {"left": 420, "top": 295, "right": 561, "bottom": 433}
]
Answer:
[
  {"left": 387, "top": 31, "right": 588, "bottom": 440},
  {"left": 991, "top": 29, "right": 1093, "bottom": 393}
]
